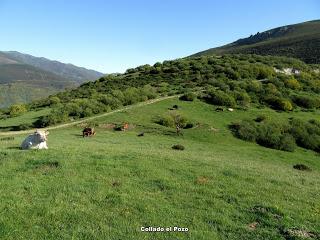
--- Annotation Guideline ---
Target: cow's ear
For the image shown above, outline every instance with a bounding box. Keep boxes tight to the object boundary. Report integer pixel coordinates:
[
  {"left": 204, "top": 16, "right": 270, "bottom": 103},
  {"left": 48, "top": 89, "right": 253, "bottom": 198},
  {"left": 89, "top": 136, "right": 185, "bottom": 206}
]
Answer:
[{"left": 45, "top": 131, "right": 50, "bottom": 135}]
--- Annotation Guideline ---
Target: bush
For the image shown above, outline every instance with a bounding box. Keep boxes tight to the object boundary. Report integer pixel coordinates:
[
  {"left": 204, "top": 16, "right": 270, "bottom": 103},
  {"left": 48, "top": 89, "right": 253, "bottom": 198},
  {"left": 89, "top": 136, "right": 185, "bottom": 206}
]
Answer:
[
  {"left": 265, "top": 97, "right": 293, "bottom": 111},
  {"left": 231, "top": 118, "right": 296, "bottom": 152},
  {"left": 285, "top": 78, "right": 301, "bottom": 90},
  {"left": 255, "top": 115, "right": 269, "bottom": 122},
  {"left": 179, "top": 92, "right": 195, "bottom": 101},
  {"left": 278, "top": 134, "right": 296, "bottom": 152},
  {"left": 291, "top": 95, "right": 320, "bottom": 109},
  {"left": 155, "top": 115, "right": 174, "bottom": 127},
  {"left": 9, "top": 104, "right": 27, "bottom": 117},
  {"left": 230, "top": 121, "right": 258, "bottom": 142},
  {"left": 172, "top": 144, "right": 185, "bottom": 150},
  {"left": 290, "top": 118, "right": 320, "bottom": 152},
  {"left": 49, "top": 96, "right": 61, "bottom": 105},
  {"left": 203, "top": 90, "right": 236, "bottom": 107},
  {"left": 293, "top": 164, "right": 311, "bottom": 171}
]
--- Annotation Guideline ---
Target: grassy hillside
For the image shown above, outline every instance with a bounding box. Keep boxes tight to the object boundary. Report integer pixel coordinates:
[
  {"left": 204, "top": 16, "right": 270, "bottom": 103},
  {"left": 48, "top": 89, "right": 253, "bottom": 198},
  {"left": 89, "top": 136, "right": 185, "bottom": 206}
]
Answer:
[
  {"left": 0, "top": 63, "right": 77, "bottom": 108},
  {"left": 4, "top": 54, "right": 316, "bottom": 131},
  {"left": 192, "top": 20, "right": 320, "bottom": 64},
  {"left": 0, "top": 97, "right": 319, "bottom": 239},
  {"left": 0, "top": 84, "right": 58, "bottom": 110}
]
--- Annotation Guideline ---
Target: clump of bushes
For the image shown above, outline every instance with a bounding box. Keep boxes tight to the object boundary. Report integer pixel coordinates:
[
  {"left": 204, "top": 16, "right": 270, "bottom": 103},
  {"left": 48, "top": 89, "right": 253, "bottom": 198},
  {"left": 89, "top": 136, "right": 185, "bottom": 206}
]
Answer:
[
  {"left": 202, "top": 89, "right": 236, "bottom": 107},
  {"left": 8, "top": 104, "right": 27, "bottom": 117},
  {"left": 172, "top": 144, "right": 185, "bottom": 150},
  {"left": 155, "top": 112, "right": 192, "bottom": 135},
  {"left": 179, "top": 92, "right": 196, "bottom": 101},
  {"left": 155, "top": 115, "right": 174, "bottom": 127},
  {"left": 255, "top": 115, "right": 269, "bottom": 122},
  {"left": 264, "top": 97, "right": 293, "bottom": 111},
  {"left": 289, "top": 118, "right": 320, "bottom": 152},
  {"left": 291, "top": 95, "right": 320, "bottom": 109},
  {"left": 230, "top": 117, "right": 320, "bottom": 152}
]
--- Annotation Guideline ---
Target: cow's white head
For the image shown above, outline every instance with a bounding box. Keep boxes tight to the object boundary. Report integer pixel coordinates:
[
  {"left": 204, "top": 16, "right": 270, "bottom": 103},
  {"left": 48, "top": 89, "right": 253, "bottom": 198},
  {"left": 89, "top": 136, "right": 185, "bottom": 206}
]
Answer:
[{"left": 35, "top": 130, "right": 49, "bottom": 142}]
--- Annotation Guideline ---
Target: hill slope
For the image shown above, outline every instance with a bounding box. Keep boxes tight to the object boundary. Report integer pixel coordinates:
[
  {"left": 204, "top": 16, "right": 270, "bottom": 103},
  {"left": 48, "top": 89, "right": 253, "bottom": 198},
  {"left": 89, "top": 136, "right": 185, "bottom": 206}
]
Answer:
[
  {"left": 192, "top": 20, "right": 320, "bottom": 63},
  {"left": 0, "top": 51, "right": 104, "bottom": 83},
  {"left": 0, "top": 97, "right": 319, "bottom": 239},
  {"left": 0, "top": 52, "right": 104, "bottom": 108}
]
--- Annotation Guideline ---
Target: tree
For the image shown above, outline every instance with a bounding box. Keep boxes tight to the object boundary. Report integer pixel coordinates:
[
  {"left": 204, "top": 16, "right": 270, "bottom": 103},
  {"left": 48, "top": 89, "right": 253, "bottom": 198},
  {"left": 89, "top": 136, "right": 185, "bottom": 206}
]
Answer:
[{"left": 170, "top": 112, "right": 187, "bottom": 135}]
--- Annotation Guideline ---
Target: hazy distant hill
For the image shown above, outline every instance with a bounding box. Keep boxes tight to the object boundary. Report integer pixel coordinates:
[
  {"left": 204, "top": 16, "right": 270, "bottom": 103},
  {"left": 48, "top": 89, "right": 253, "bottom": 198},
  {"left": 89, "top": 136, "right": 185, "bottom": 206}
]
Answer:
[
  {"left": 0, "top": 51, "right": 104, "bottom": 108},
  {"left": 1, "top": 51, "right": 104, "bottom": 83},
  {"left": 192, "top": 20, "right": 320, "bottom": 63}
]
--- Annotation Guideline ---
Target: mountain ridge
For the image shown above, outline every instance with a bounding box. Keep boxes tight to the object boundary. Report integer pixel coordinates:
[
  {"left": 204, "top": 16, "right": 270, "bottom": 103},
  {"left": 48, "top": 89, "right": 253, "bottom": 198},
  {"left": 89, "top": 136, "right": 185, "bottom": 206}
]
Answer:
[
  {"left": 192, "top": 20, "right": 320, "bottom": 63},
  {"left": 0, "top": 51, "right": 105, "bottom": 108},
  {"left": 1, "top": 51, "right": 104, "bottom": 83}
]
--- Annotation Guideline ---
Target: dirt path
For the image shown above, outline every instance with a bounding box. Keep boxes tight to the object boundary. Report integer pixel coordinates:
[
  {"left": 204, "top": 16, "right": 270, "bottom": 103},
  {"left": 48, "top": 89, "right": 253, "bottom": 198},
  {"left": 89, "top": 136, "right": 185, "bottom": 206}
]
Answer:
[{"left": 0, "top": 95, "right": 178, "bottom": 136}]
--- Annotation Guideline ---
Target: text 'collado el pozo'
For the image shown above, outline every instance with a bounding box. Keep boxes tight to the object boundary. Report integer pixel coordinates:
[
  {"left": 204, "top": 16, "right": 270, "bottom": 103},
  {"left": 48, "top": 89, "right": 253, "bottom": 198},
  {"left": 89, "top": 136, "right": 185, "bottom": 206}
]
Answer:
[{"left": 141, "top": 226, "right": 189, "bottom": 232}]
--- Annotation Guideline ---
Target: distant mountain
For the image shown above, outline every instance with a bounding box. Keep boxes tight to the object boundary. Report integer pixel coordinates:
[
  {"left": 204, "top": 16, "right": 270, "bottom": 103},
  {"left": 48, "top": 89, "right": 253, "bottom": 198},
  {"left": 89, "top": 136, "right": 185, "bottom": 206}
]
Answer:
[
  {"left": 0, "top": 51, "right": 105, "bottom": 108},
  {"left": 192, "top": 20, "right": 320, "bottom": 64},
  {"left": 1, "top": 51, "right": 104, "bottom": 83}
]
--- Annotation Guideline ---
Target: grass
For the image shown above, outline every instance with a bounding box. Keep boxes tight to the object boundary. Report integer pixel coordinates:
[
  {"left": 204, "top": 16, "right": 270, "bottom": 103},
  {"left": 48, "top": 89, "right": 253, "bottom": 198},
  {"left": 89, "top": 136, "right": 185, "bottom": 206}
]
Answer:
[
  {"left": 0, "top": 97, "right": 319, "bottom": 239},
  {"left": 0, "top": 108, "right": 51, "bottom": 131}
]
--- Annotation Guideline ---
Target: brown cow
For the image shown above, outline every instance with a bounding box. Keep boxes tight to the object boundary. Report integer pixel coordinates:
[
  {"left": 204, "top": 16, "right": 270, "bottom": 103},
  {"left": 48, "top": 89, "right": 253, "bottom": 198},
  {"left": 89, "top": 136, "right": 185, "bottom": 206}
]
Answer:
[
  {"left": 122, "top": 123, "right": 129, "bottom": 131},
  {"left": 83, "top": 127, "right": 96, "bottom": 137}
]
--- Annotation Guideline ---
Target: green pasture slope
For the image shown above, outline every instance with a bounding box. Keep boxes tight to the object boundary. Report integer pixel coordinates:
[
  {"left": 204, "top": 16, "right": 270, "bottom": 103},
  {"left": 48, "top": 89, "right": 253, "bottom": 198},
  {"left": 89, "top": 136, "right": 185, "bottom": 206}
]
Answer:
[{"left": 0, "top": 97, "right": 319, "bottom": 239}]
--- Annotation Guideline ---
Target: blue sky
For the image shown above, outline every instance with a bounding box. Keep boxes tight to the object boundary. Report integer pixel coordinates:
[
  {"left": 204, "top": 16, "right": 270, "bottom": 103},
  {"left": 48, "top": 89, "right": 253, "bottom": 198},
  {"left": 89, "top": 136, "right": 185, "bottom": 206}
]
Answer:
[{"left": 0, "top": 0, "right": 319, "bottom": 73}]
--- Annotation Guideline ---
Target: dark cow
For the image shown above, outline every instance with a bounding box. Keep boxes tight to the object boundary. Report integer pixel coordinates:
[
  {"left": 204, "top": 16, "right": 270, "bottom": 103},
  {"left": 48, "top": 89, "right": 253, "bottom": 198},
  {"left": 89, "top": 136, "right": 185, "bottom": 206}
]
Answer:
[{"left": 83, "top": 127, "right": 96, "bottom": 137}]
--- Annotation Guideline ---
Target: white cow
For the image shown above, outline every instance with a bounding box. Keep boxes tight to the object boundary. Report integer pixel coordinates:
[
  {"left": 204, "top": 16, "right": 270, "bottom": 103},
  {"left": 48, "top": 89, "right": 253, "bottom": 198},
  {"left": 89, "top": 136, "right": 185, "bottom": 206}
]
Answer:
[{"left": 21, "top": 130, "right": 49, "bottom": 150}]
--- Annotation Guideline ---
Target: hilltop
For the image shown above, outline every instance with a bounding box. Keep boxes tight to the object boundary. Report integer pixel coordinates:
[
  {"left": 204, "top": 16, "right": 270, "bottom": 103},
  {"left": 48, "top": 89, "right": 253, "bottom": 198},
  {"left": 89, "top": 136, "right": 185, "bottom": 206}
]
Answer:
[
  {"left": 192, "top": 20, "right": 320, "bottom": 64},
  {"left": 0, "top": 51, "right": 104, "bottom": 108}
]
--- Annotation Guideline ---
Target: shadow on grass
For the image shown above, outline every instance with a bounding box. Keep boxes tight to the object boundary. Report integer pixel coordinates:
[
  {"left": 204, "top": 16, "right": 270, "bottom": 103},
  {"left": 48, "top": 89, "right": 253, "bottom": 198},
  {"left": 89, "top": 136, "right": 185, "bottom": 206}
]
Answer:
[{"left": 7, "top": 146, "right": 20, "bottom": 150}]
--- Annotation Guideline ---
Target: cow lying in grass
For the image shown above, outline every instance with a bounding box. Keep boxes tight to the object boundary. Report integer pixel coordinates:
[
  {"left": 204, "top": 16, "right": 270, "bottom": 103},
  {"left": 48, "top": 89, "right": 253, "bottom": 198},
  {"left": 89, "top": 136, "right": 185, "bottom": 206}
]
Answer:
[
  {"left": 21, "top": 130, "right": 49, "bottom": 150},
  {"left": 83, "top": 127, "right": 96, "bottom": 137}
]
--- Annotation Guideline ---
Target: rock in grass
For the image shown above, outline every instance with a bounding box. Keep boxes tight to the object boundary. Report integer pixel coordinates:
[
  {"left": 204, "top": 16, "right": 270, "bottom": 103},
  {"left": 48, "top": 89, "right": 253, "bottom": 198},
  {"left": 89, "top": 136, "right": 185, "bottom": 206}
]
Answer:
[
  {"left": 172, "top": 144, "right": 185, "bottom": 150},
  {"left": 293, "top": 164, "right": 311, "bottom": 171}
]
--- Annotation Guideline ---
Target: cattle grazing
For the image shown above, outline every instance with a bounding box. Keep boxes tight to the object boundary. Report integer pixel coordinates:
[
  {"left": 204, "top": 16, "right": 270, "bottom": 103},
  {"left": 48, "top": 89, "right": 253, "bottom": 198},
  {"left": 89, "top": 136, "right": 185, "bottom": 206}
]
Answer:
[
  {"left": 21, "top": 130, "right": 49, "bottom": 150},
  {"left": 83, "top": 127, "right": 96, "bottom": 137},
  {"left": 137, "top": 132, "right": 144, "bottom": 137},
  {"left": 227, "top": 108, "right": 234, "bottom": 112},
  {"left": 122, "top": 123, "right": 129, "bottom": 131}
]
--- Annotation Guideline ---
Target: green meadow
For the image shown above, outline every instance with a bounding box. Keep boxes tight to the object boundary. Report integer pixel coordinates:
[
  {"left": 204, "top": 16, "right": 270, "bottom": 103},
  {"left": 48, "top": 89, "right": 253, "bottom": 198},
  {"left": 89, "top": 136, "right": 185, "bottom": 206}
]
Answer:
[{"left": 0, "top": 97, "right": 319, "bottom": 239}]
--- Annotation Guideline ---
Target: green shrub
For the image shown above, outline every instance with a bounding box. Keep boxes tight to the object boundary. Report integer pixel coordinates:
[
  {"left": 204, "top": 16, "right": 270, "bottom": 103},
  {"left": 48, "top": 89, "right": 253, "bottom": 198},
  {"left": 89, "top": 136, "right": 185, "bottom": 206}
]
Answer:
[
  {"left": 265, "top": 97, "right": 293, "bottom": 111},
  {"left": 231, "top": 118, "right": 297, "bottom": 152},
  {"left": 230, "top": 121, "right": 258, "bottom": 142},
  {"left": 293, "top": 164, "right": 311, "bottom": 171},
  {"left": 289, "top": 118, "right": 320, "bottom": 152},
  {"left": 255, "top": 115, "right": 269, "bottom": 122},
  {"left": 9, "top": 104, "right": 27, "bottom": 117},
  {"left": 278, "top": 134, "right": 296, "bottom": 152},
  {"left": 172, "top": 144, "right": 185, "bottom": 150},
  {"left": 291, "top": 95, "right": 320, "bottom": 109},
  {"left": 49, "top": 96, "right": 61, "bottom": 105},
  {"left": 179, "top": 92, "right": 196, "bottom": 101},
  {"left": 203, "top": 90, "right": 236, "bottom": 107},
  {"left": 155, "top": 115, "right": 174, "bottom": 127}
]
